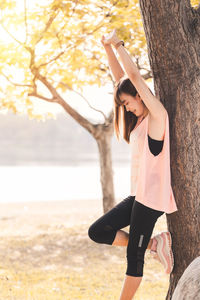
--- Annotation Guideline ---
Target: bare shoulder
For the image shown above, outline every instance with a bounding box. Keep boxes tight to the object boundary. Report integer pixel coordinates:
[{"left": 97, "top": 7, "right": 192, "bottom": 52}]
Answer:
[{"left": 148, "top": 111, "right": 167, "bottom": 141}]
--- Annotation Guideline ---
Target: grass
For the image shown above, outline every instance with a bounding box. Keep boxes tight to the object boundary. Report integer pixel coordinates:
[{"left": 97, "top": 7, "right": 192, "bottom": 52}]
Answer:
[{"left": 0, "top": 212, "right": 169, "bottom": 299}]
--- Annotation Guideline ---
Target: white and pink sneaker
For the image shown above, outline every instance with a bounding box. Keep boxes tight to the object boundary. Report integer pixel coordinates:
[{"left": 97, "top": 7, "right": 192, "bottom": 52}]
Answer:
[{"left": 150, "top": 231, "right": 174, "bottom": 274}]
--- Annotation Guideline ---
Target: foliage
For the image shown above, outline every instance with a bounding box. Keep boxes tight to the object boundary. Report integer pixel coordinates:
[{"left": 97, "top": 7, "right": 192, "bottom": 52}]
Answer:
[
  {"left": 1, "top": 0, "right": 198, "bottom": 120},
  {"left": 191, "top": 0, "right": 199, "bottom": 8},
  {"left": 0, "top": 0, "right": 148, "bottom": 120}
]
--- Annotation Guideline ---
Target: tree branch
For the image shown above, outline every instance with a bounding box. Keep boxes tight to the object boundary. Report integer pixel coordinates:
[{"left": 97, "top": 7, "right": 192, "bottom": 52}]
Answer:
[
  {"left": 24, "top": 0, "right": 28, "bottom": 44},
  {"left": 38, "top": 51, "right": 65, "bottom": 69},
  {"left": 142, "top": 70, "right": 152, "bottom": 80},
  {"left": 87, "top": 47, "right": 152, "bottom": 82},
  {"left": 35, "top": 10, "right": 59, "bottom": 45},
  {"left": 70, "top": 0, "right": 79, "bottom": 18},
  {"left": 37, "top": 42, "right": 81, "bottom": 70},
  {"left": 59, "top": 97, "right": 97, "bottom": 134},
  {"left": 86, "top": 18, "right": 106, "bottom": 36},
  {"left": 0, "top": 22, "right": 24, "bottom": 46},
  {"left": 24, "top": 77, "right": 98, "bottom": 139},
  {"left": 28, "top": 82, "right": 98, "bottom": 135},
  {"left": 1, "top": 72, "right": 33, "bottom": 88},
  {"left": 35, "top": 73, "right": 62, "bottom": 100},
  {"left": 27, "top": 91, "right": 57, "bottom": 103},
  {"left": 135, "top": 57, "right": 152, "bottom": 79},
  {"left": 58, "top": 81, "right": 108, "bottom": 122}
]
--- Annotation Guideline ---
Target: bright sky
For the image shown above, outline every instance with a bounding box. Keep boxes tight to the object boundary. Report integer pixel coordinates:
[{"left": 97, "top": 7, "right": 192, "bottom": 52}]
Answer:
[{"left": 0, "top": 0, "right": 153, "bottom": 123}]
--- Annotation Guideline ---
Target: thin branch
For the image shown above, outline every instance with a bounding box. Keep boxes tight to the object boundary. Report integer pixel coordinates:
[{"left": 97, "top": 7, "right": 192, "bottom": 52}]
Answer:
[
  {"left": 24, "top": 0, "right": 28, "bottom": 44},
  {"left": 37, "top": 42, "right": 80, "bottom": 70},
  {"left": 142, "top": 70, "right": 152, "bottom": 80},
  {"left": 70, "top": 0, "right": 79, "bottom": 18},
  {"left": 41, "top": 5, "right": 80, "bottom": 55},
  {"left": 140, "top": 65, "right": 151, "bottom": 73},
  {"left": 0, "top": 5, "right": 58, "bottom": 54},
  {"left": 87, "top": 18, "right": 106, "bottom": 36},
  {"left": 54, "top": 16, "right": 69, "bottom": 38},
  {"left": 55, "top": 31, "right": 63, "bottom": 49},
  {"left": 1, "top": 72, "right": 33, "bottom": 88},
  {"left": 35, "top": 10, "right": 59, "bottom": 45},
  {"left": 1, "top": 70, "right": 58, "bottom": 104},
  {"left": 28, "top": 77, "right": 103, "bottom": 133},
  {"left": 0, "top": 22, "right": 24, "bottom": 46},
  {"left": 84, "top": 46, "right": 152, "bottom": 80},
  {"left": 135, "top": 57, "right": 152, "bottom": 79},
  {"left": 26, "top": 74, "right": 98, "bottom": 134},
  {"left": 38, "top": 50, "right": 65, "bottom": 69},
  {"left": 58, "top": 81, "right": 107, "bottom": 121}
]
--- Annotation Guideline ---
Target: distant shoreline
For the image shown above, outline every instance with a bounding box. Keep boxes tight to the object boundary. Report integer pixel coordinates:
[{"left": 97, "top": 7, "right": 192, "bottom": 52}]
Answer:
[{"left": 0, "top": 160, "right": 130, "bottom": 166}]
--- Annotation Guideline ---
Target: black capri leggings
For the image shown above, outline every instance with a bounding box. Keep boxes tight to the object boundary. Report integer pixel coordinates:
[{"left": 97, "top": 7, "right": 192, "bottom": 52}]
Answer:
[{"left": 88, "top": 195, "right": 164, "bottom": 277}]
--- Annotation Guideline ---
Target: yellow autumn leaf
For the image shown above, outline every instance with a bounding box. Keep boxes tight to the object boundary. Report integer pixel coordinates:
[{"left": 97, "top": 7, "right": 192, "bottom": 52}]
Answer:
[{"left": 0, "top": 0, "right": 150, "bottom": 119}]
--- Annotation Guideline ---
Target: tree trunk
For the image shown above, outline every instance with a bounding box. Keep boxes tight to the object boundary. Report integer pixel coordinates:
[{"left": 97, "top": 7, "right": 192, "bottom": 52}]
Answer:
[
  {"left": 96, "top": 125, "right": 116, "bottom": 213},
  {"left": 171, "top": 257, "right": 200, "bottom": 300},
  {"left": 138, "top": 0, "right": 200, "bottom": 298},
  {"left": 57, "top": 96, "right": 116, "bottom": 213}
]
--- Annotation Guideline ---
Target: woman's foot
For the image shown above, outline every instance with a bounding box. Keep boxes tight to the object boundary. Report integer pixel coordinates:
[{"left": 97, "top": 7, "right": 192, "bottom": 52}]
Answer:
[{"left": 150, "top": 231, "right": 174, "bottom": 274}]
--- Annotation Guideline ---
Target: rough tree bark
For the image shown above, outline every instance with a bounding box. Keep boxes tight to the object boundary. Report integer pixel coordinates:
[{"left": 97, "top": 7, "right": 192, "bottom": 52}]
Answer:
[{"left": 138, "top": 0, "right": 200, "bottom": 298}]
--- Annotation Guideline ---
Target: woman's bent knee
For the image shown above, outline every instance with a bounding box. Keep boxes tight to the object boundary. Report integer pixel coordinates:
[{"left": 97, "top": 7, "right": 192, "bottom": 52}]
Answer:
[
  {"left": 88, "top": 222, "right": 116, "bottom": 244},
  {"left": 88, "top": 222, "right": 105, "bottom": 243},
  {"left": 88, "top": 223, "right": 99, "bottom": 242}
]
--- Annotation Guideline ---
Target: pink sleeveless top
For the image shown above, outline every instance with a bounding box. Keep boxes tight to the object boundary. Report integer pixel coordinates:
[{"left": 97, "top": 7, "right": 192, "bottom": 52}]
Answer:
[{"left": 130, "top": 112, "right": 178, "bottom": 214}]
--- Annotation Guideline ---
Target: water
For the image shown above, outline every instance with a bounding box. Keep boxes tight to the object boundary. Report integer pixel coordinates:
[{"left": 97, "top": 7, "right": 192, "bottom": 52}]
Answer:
[{"left": 0, "top": 164, "right": 130, "bottom": 203}]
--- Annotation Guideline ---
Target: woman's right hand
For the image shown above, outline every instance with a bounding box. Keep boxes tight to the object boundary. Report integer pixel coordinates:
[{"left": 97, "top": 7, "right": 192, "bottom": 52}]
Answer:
[{"left": 102, "top": 29, "right": 120, "bottom": 47}]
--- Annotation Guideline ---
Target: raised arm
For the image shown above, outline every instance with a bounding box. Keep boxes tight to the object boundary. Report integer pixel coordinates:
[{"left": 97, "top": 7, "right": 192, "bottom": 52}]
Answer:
[
  {"left": 103, "top": 30, "right": 167, "bottom": 119},
  {"left": 101, "top": 36, "right": 125, "bottom": 83}
]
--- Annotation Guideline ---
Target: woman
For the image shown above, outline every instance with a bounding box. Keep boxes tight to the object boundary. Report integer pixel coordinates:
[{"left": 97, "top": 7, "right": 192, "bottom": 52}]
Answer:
[{"left": 88, "top": 29, "right": 178, "bottom": 300}]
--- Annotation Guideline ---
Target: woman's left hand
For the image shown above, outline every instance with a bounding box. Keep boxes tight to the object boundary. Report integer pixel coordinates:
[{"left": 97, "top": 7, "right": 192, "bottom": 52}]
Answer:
[{"left": 101, "top": 35, "right": 109, "bottom": 47}]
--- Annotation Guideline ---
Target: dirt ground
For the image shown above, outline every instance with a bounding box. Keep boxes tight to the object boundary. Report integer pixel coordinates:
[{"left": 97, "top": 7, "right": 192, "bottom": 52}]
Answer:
[{"left": 0, "top": 198, "right": 169, "bottom": 300}]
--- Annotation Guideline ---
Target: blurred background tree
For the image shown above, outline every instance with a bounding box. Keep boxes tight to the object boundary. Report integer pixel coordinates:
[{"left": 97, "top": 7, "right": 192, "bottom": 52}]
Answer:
[{"left": 0, "top": 0, "right": 152, "bottom": 212}]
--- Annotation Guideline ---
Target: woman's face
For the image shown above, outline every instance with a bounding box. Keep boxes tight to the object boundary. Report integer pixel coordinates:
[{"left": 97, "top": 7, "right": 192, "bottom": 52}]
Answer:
[{"left": 119, "top": 92, "right": 145, "bottom": 117}]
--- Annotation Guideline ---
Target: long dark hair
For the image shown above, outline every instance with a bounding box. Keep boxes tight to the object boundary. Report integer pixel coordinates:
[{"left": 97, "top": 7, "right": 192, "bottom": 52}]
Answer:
[{"left": 113, "top": 77, "right": 152, "bottom": 144}]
